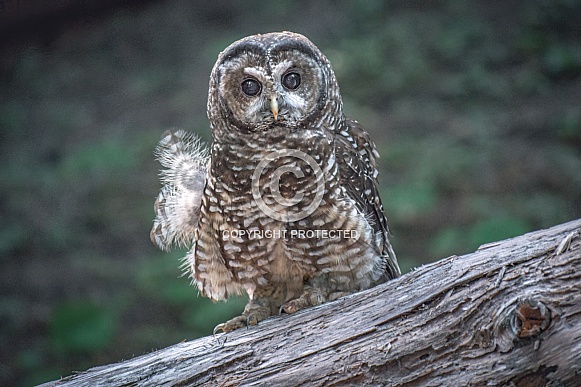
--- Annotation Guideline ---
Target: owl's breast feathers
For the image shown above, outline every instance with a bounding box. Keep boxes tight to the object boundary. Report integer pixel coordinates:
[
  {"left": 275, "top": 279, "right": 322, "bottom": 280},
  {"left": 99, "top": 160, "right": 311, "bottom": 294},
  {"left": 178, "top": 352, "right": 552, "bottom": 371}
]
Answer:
[{"left": 189, "top": 122, "right": 399, "bottom": 301}]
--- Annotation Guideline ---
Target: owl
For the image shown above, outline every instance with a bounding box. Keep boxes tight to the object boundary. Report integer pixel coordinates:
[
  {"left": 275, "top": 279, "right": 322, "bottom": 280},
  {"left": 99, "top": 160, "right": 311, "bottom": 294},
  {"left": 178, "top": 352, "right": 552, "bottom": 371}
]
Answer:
[{"left": 151, "top": 31, "right": 400, "bottom": 333}]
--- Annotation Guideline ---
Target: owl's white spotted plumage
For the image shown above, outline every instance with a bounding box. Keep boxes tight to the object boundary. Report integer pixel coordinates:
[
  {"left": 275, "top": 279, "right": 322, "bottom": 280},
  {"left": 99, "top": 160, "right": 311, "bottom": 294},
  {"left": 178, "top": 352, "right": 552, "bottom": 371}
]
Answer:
[{"left": 151, "top": 31, "right": 400, "bottom": 332}]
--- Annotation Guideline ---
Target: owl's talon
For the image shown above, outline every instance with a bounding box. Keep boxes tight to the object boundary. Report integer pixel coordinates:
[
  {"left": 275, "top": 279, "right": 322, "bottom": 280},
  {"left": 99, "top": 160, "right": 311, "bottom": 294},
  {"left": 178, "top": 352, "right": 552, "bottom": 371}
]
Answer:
[
  {"left": 212, "top": 304, "right": 268, "bottom": 334},
  {"left": 246, "top": 314, "right": 258, "bottom": 328},
  {"left": 281, "top": 298, "right": 306, "bottom": 314},
  {"left": 213, "top": 315, "right": 248, "bottom": 333},
  {"left": 213, "top": 323, "right": 226, "bottom": 336},
  {"left": 282, "top": 287, "right": 327, "bottom": 314}
]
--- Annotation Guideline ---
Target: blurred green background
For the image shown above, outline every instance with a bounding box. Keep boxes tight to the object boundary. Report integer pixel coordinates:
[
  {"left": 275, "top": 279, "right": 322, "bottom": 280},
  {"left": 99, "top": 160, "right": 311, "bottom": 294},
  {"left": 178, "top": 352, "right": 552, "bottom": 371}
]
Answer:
[{"left": 1, "top": 0, "right": 580, "bottom": 385}]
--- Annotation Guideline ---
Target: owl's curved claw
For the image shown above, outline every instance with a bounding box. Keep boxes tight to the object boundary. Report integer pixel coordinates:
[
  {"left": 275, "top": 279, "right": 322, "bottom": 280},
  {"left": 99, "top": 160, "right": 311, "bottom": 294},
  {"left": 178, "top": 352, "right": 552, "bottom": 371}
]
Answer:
[
  {"left": 213, "top": 323, "right": 226, "bottom": 336},
  {"left": 246, "top": 314, "right": 258, "bottom": 328},
  {"left": 212, "top": 313, "right": 260, "bottom": 335},
  {"left": 281, "top": 287, "right": 328, "bottom": 314}
]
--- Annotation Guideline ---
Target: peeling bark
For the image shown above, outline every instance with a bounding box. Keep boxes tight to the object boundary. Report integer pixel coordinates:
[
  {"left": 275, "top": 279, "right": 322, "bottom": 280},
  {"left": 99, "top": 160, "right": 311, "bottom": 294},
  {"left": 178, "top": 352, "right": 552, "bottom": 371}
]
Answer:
[{"left": 41, "top": 219, "right": 581, "bottom": 386}]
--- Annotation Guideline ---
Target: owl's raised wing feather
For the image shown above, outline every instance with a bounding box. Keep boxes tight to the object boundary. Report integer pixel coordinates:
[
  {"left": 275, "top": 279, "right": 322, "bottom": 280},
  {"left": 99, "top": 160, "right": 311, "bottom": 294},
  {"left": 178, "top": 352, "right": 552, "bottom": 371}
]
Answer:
[
  {"left": 150, "top": 130, "right": 209, "bottom": 251},
  {"left": 334, "top": 119, "right": 400, "bottom": 279}
]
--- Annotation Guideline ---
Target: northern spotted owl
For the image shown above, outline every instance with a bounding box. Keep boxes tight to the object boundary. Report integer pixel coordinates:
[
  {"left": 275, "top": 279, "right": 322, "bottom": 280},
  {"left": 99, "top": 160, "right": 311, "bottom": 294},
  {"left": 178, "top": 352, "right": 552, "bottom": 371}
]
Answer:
[{"left": 151, "top": 32, "right": 400, "bottom": 333}]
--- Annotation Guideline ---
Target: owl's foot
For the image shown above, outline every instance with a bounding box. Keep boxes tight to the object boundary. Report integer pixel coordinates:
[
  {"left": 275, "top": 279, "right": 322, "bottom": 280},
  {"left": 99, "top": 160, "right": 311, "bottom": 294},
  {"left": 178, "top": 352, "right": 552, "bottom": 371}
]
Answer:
[
  {"left": 213, "top": 299, "right": 273, "bottom": 334},
  {"left": 213, "top": 315, "right": 255, "bottom": 334},
  {"left": 280, "top": 286, "right": 326, "bottom": 314}
]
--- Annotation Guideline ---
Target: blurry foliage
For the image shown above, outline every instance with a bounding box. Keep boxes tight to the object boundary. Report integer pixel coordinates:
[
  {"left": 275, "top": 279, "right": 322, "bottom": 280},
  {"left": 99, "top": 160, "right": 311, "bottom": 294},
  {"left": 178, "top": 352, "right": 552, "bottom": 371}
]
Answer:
[
  {"left": 1, "top": 0, "right": 580, "bottom": 385},
  {"left": 49, "top": 301, "right": 117, "bottom": 354}
]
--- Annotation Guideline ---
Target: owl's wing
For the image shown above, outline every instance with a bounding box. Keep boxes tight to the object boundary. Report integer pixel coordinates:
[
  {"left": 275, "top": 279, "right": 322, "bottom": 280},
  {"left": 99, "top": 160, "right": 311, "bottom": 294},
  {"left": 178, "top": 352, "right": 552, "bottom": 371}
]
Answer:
[
  {"left": 150, "top": 130, "right": 209, "bottom": 251},
  {"left": 334, "top": 118, "right": 400, "bottom": 279}
]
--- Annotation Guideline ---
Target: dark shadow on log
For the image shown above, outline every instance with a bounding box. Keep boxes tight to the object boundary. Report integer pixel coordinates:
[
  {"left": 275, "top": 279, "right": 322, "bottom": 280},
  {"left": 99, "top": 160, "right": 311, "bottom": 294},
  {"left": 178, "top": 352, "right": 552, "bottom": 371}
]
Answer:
[{"left": 40, "top": 218, "right": 581, "bottom": 386}]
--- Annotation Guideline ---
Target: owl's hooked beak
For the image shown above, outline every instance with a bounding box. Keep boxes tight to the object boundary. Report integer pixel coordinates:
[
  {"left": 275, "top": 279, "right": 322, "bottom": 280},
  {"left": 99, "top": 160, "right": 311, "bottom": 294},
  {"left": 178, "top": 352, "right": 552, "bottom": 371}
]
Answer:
[{"left": 270, "top": 94, "right": 279, "bottom": 120}]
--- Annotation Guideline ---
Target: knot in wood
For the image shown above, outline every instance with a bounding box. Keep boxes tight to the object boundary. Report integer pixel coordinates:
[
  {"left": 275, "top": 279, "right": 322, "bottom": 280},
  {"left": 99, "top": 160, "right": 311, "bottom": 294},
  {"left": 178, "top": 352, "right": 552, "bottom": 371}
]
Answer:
[{"left": 510, "top": 299, "right": 551, "bottom": 339}]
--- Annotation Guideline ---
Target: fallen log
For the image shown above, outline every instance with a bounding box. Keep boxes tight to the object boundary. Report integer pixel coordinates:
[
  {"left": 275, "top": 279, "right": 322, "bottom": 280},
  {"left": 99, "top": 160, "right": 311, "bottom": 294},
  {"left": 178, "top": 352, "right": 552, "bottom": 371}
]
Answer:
[{"left": 41, "top": 218, "right": 581, "bottom": 386}]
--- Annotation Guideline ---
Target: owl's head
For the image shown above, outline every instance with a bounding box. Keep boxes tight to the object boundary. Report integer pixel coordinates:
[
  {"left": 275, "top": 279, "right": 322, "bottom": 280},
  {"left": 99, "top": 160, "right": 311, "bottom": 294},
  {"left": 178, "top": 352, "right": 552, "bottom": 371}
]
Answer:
[{"left": 208, "top": 31, "right": 342, "bottom": 134}]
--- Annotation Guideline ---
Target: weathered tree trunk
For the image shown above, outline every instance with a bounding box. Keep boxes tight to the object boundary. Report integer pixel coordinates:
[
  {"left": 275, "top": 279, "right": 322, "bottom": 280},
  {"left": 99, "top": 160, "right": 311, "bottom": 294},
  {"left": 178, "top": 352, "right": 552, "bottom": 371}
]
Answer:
[{"left": 41, "top": 219, "right": 581, "bottom": 386}]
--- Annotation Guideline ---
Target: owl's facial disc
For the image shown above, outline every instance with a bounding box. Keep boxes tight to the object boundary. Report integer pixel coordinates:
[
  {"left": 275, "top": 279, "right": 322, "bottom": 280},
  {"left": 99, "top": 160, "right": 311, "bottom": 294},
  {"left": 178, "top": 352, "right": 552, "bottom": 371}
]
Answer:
[{"left": 217, "top": 45, "right": 327, "bottom": 132}]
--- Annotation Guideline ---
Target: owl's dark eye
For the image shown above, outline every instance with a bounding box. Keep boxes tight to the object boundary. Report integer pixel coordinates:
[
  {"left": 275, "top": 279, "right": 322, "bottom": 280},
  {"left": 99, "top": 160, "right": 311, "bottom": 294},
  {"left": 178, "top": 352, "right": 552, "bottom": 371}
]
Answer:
[
  {"left": 282, "top": 72, "right": 301, "bottom": 90},
  {"left": 241, "top": 78, "right": 262, "bottom": 96}
]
